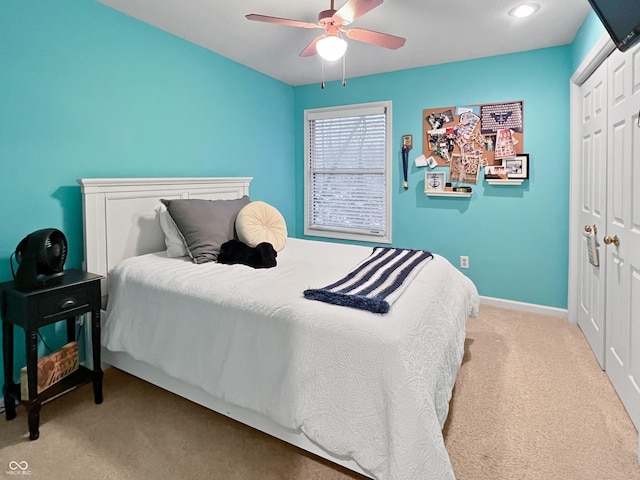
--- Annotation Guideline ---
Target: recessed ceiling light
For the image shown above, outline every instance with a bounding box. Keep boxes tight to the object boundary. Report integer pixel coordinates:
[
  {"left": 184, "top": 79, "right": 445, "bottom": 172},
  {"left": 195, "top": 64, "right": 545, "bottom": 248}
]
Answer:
[{"left": 509, "top": 3, "right": 540, "bottom": 18}]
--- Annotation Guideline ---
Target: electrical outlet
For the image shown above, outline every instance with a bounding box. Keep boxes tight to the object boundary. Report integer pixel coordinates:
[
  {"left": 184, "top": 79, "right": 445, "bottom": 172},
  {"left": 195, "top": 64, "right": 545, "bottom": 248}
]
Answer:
[{"left": 460, "top": 256, "right": 469, "bottom": 269}]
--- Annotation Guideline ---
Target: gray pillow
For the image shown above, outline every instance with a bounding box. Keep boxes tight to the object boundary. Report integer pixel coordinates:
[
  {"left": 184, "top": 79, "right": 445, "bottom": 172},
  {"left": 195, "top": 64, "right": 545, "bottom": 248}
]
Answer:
[{"left": 161, "top": 196, "right": 250, "bottom": 264}]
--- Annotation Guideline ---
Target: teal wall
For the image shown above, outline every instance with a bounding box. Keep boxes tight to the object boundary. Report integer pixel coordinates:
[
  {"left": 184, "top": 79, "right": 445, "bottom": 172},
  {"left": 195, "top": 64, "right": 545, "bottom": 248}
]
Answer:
[
  {"left": 294, "top": 9, "right": 609, "bottom": 310},
  {"left": 0, "top": 1, "right": 608, "bottom": 393},
  {"left": 0, "top": 1, "right": 294, "bottom": 388},
  {"left": 572, "top": 10, "right": 608, "bottom": 72},
  {"left": 294, "top": 47, "right": 574, "bottom": 309}
]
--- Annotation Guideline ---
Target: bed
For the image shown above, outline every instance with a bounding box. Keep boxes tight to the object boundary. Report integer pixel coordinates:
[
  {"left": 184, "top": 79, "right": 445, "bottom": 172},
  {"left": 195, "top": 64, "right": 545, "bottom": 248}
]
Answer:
[{"left": 77, "top": 177, "right": 479, "bottom": 480}]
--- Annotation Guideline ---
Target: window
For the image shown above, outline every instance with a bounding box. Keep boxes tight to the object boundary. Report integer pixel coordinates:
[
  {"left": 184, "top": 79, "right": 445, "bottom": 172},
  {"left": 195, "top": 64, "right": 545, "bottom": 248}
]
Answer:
[{"left": 304, "top": 101, "right": 392, "bottom": 243}]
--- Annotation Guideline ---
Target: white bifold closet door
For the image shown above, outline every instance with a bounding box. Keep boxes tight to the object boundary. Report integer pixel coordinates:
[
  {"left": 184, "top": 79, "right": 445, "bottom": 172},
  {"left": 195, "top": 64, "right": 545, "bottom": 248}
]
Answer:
[
  {"left": 577, "top": 41, "right": 640, "bottom": 433},
  {"left": 602, "top": 44, "right": 640, "bottom": 432},
  {"left": 577, "top": 57, "right": 607, "bottom": 368}
]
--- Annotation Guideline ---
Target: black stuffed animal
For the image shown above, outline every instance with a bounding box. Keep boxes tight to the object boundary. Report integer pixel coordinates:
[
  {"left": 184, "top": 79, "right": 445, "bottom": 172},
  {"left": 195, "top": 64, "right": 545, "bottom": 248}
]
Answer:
[{"left": 217, "top": 239, "right": 277, "bottom": 269}]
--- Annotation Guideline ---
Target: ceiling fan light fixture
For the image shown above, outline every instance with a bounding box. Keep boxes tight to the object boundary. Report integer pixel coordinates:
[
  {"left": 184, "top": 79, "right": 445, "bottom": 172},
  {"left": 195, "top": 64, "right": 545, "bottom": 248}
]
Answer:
[{"left": 316, "top": 35, "right": 348, "bottom": 61}]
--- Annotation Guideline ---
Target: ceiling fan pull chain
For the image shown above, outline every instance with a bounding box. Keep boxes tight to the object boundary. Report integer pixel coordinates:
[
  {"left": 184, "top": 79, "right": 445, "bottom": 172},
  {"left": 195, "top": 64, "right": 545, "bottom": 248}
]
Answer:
[
  {"left": 321, "top": 58, "right": 325, "bottom": 89},
  {"left": 342, "top": 53, "right": 346, "bottom": 86}
]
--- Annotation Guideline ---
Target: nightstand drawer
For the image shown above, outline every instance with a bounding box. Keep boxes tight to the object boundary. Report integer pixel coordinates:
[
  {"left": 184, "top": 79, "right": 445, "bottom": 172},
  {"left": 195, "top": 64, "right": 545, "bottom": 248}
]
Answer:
[{"left": 38, "top": 285, "right": 92, "bottom": 321}]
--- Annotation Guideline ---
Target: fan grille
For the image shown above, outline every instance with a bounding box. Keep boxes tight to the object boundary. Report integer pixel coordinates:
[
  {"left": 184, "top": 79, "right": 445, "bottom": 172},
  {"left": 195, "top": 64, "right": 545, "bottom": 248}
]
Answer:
[{"left": 43, "top": 231, "right": 67, "bottom": 272}]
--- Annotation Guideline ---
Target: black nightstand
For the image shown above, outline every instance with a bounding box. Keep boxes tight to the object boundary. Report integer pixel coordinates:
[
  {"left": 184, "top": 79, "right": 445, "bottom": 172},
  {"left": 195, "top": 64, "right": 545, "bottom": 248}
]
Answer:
[{"left": 1, "top": 269, "right": 103, "bottom": 440}]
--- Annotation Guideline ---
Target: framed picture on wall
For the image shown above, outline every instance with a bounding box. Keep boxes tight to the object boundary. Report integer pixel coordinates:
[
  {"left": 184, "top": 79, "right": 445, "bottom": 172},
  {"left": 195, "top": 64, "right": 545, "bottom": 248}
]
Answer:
[
  {"left": 484, "top": 164, "right": 508, "bottom": 180},
  {"left": 425, "top": 171, "right": 446, "bottom": 192},
  {"left": 504, "top": 153, "right": 529, "bottom": 179}
]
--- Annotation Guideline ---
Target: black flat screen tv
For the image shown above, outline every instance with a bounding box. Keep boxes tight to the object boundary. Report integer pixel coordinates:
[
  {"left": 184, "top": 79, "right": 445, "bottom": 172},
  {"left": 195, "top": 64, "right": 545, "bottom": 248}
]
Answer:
[{"left": 587, "top": 0, "right": 640, "bottom": 51}]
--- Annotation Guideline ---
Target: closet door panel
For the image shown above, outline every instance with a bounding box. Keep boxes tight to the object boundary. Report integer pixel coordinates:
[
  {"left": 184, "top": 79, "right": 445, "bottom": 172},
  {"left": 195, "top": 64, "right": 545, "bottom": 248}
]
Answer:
[
  {"left": 604, "top": 44, "right": 640, "bottom": 432},
  {"left": 577, "top": 59, "right": 608, "bottom": 367}
]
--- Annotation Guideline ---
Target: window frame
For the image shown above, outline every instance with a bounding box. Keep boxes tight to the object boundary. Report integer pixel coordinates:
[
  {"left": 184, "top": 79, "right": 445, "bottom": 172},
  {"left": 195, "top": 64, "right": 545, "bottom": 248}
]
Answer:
[{"left": 303, "top": 101, "right": 393, "bottom": 244}]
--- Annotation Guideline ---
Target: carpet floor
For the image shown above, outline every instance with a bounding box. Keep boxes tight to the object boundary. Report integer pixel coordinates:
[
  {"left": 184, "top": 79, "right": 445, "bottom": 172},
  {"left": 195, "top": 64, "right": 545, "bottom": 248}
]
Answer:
[{"left": 1, "top": 305, "right": 638, "bottom": 479}]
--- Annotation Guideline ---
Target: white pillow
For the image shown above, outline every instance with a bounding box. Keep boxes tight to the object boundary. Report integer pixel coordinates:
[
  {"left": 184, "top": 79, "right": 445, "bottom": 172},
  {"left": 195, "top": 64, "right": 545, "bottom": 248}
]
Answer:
[
  {"left": 235, "top": 201, "right": 287, "bottom": 252},
  {"left": 155, "top": 205, "right": 188, "bottom": 257}
]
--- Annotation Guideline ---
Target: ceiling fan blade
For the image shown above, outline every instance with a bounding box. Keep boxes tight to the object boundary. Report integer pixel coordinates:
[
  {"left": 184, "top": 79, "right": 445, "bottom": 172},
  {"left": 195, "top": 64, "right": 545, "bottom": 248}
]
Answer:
[
  {"left": 334, "top": 0, "right": 383, "bottom": 24},
  {"left": 245, "top": 14, "right": 320, "bottom": 29},
  {"left": 299, "top": 36, "right": 321, "bottom": 57},
  {"left": 345, "top": 28, "right": 406, "bottom": 49}
]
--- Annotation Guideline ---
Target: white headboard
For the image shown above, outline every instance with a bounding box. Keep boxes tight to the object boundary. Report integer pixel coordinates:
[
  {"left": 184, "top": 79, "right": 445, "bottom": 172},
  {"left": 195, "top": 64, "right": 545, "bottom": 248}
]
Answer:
[{"left": 77, "top": 177, "right": 252, "bottom": 304}]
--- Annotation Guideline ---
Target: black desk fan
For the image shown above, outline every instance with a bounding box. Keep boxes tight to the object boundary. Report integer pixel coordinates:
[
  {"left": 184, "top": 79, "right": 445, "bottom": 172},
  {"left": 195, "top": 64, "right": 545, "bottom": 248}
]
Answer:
[{"left": 12, "top": 228, "right": 68, "bottom": 290}]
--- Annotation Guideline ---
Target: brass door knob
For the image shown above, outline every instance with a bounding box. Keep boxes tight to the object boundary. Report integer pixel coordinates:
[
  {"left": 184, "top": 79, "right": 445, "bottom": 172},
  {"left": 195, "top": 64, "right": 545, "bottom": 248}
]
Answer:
[{"left": 604, "top": 235, "right": 620, "bottom": 247}]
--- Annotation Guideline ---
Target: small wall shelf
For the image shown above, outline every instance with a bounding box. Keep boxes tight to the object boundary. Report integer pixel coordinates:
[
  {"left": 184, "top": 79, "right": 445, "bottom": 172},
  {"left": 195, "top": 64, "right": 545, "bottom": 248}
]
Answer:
[
  {"left": 425, "top": 191, "right": 472, "bottom": 197},
  {"left": 485, "top": 179, "right": 525, "bottom": 185}
]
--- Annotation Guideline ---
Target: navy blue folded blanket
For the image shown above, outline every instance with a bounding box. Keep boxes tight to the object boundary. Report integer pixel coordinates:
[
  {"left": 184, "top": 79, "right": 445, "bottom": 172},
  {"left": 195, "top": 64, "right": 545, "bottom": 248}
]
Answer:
[{"left": 303, "top": 247, "right": 433, "bottom": 314}]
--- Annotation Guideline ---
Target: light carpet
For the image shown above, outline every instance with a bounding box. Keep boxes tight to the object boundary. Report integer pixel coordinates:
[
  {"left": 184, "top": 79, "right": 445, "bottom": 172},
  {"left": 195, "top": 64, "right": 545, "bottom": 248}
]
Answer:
[{"left": 1, "top": 305, "right": 638, "bottom": 479}]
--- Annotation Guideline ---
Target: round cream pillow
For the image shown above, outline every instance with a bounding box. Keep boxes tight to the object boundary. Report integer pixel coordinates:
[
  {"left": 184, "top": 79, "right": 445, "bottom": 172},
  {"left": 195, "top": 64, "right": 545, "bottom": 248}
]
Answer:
[{"left": 235, "top": 201, "right": 287, "bottom": 252}]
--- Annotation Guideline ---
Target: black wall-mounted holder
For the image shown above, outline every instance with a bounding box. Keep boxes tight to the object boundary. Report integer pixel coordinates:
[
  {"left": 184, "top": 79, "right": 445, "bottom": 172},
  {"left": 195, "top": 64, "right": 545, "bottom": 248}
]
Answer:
[{"left": 402, "top": 134, "right": 413, "bottom": 190}]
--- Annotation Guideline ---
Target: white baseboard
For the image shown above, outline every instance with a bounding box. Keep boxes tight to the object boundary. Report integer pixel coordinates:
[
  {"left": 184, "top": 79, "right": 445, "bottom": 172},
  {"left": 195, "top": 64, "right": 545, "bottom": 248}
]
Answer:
[
  {"left": 0, "top": 397, "right": 4, "bottom": 411},
  {"left": 480, "top": 296, "right": 568, "bottom": 318}
]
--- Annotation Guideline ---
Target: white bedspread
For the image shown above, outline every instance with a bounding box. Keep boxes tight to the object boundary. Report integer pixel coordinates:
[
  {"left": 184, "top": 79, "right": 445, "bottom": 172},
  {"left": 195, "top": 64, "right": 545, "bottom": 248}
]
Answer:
[{"left": 104, "top": 238, "right": 479, "bottom": 480}]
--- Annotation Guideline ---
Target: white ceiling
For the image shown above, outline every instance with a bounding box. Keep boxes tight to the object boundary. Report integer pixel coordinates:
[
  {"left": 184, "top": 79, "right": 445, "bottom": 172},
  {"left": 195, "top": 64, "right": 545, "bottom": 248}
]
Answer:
[{"left": 97, "top": 0, "right": 593, "bottom": 86}]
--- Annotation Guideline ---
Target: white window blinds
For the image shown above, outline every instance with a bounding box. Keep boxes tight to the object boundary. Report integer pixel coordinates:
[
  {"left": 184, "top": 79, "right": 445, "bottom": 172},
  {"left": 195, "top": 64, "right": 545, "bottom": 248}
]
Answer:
[{"left": 304, "top": 102, "right": 391, "bottom": 243}]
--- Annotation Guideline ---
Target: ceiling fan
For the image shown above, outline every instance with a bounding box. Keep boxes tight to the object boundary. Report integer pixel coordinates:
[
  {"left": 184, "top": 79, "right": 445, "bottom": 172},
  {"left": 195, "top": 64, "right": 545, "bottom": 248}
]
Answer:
[{"left": 246, "top": 0, "right": 406, "bottom": 62}]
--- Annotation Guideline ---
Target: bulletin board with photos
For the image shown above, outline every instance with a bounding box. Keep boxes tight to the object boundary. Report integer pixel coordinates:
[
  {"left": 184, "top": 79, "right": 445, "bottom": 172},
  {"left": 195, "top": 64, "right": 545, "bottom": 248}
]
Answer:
[{"left": 422, "top": 101, "right": 525, "bottom": 185}]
